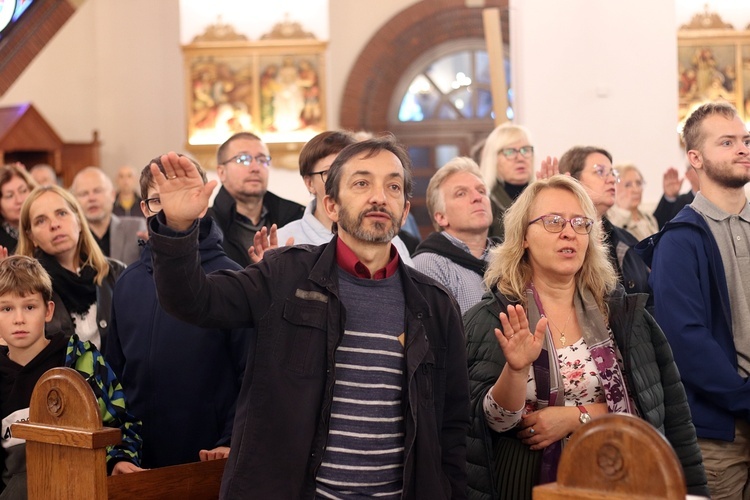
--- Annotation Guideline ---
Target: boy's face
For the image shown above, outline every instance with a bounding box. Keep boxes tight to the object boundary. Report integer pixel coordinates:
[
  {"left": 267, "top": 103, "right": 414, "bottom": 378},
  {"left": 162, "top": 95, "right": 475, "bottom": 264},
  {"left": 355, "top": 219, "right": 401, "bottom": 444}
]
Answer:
[{"left": 0, "top": 292, "right": 55, "bottom": 357}]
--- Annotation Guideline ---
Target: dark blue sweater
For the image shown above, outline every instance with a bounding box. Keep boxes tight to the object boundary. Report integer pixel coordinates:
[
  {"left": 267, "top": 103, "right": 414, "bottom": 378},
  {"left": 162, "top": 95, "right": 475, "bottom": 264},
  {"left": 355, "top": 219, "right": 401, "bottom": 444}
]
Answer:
[{"left": 106, "top": 217, "right": 251, "bottom": 468}]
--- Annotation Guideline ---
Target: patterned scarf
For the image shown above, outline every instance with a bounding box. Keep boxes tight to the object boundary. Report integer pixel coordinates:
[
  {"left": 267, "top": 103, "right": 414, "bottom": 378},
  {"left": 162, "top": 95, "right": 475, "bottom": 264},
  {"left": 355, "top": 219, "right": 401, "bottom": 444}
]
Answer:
[{"left": 528, "top": 283, "right": 633, "bottom": 484}]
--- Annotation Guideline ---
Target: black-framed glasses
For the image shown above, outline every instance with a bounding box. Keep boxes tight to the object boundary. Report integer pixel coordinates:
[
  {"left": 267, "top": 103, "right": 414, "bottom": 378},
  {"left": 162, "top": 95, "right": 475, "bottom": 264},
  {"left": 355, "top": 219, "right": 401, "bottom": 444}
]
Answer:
[
  {"left": 592, "top": 164, "right": 620, "bottom": 182},
  {"left": 144, "top": 197, "right": 162, "bottom": 213},
  {"left": 498, "top": 146, "right": 534, "bottom": 159},
  {"left": 221, "top": 154, "right": 271, "bottom": 168},
  {"left": 528, "top": 214, "right": 594, "bottom": 235},
  {"left": 311, "top": 169, "right": 329, "bottom": 183}
]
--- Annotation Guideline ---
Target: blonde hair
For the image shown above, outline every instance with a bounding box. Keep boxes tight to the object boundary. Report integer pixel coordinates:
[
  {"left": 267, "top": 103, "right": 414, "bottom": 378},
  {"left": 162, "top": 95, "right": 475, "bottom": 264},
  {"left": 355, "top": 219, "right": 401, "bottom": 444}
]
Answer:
[
  {"left": 479, "top": 123, "right": 534, "bottom": 187},
  {"left": 484, "top": 175, "right": 618, "bottom": 314},
  {"left": 426, "top": 157, "right": 484, "bottom": 232},
  {"left": 614, "top": 163, "right": 642, "bottom": 180},
  {"left": 17, "top": 185, "right": 110, "bottom": 285}
]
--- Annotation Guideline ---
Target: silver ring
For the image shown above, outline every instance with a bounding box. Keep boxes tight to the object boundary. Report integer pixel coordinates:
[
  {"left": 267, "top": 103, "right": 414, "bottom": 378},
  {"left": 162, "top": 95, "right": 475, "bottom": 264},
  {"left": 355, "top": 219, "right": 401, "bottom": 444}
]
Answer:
[
  {"left": 529, "top": 427, "right": 535, "bottom": 435},
  {"left": 167, "top": 175, "right": 177, "bottom": 180}
]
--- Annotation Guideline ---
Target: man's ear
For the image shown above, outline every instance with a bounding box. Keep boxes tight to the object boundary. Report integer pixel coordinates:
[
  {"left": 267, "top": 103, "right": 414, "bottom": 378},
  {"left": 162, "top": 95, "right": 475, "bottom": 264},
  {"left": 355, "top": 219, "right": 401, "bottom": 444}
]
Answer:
[
  {"left": 687, "top": 149, "right": 703, "bottom": 171},
  {"left": 323, "top": 194, "right": 339, "bottom": 223},
  {"left": 400, "top": 200, "right": 411, "bottom": 226},
  {"left": 45, "top": 301, "right": 55, "bottom": 322},
  {"left": 434, "top": 211, "right": 449, "bottom": 229},
  {"left": 216, "top": 164, "right": 227, "bottom": 182}
]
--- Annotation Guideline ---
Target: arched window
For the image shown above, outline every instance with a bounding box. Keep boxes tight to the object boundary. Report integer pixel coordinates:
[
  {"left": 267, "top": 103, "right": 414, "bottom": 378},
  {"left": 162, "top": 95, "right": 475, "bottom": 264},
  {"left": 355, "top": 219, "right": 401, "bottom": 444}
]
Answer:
[
  {"left": 388, "top": 39, "right": 511, "bottom": 236},
  {"left": 396, "top": 45, "right": 512, "bottom": 123}
]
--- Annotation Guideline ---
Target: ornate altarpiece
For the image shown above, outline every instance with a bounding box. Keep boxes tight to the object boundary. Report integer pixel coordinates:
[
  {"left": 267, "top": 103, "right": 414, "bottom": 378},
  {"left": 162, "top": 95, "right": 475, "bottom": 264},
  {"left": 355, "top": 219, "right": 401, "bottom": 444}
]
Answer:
[
  {"left": 183, "top": 17, "right": 327, "bottom": 169},
  {"left": 678, "top": 6, "right": 750, "bottom": 124}
]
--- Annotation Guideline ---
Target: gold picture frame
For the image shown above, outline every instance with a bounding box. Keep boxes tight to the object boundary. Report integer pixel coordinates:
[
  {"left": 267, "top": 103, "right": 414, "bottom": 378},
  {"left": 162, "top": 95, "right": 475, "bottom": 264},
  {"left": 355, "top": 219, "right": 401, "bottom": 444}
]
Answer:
[
  {"left": 678, "top": 7, "right": 750, "bottom": 124},
  {"left": 183, "top": 19, "right": 327, "bottom": 167}
]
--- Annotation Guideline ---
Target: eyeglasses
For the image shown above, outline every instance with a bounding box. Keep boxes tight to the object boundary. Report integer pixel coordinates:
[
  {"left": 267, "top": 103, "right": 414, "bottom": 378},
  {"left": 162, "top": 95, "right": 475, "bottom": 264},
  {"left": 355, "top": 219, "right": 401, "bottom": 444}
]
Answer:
[
  {"left": 498, "top": 146, "right": 534, "bottom": 159},
  {"left": 144, "top": 197, "right": 162, "bottom": 213},
  {"left": 311, "top": 169, "right": 329, "bottom": 183},
  {"left": 528, "top": 214, "right": 594, "bottom": 235},
  {"left": 221, "top": 154, "right": 271, "bottom": 168},
  {"left": 592, "top": 164, "right": 620, "bottom": 182},
  {"left": 622, "top": 179, "right": 645, "bottom": 189}
]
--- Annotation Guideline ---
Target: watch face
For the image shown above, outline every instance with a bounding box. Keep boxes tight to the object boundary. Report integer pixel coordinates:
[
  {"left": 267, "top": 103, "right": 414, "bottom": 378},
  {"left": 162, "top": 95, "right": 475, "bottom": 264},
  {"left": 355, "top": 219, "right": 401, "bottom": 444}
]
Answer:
[{"left": 579, "top": 412, "right": 592, "bottom": 424}]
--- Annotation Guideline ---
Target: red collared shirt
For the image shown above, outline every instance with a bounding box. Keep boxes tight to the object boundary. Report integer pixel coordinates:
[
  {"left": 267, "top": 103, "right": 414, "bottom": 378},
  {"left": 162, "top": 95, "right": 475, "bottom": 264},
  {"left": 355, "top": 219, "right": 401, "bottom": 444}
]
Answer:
[{"left": 336, "top": 237, "right": 400, "bottom": 280}]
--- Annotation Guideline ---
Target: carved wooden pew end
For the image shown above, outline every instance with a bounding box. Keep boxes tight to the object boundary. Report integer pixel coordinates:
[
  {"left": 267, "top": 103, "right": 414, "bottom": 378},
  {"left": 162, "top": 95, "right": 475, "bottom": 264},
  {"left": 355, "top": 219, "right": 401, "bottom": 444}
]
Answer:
[
  {"left": 533, "top": 413, "right": 688, "bottom": 500},
  {"left": 12, "top": 367, "right": 226, "bottom": 500}
]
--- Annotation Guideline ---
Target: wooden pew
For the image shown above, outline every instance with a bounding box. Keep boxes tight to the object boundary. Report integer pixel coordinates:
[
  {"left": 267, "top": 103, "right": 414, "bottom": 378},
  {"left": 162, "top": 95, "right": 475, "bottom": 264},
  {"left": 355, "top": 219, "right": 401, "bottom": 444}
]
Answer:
[
  {"left": 533, "top": 413, "right": 689, "bottom": 499},
  {"left": 11, "top": 367, "right": 226, "bottom": 499}
]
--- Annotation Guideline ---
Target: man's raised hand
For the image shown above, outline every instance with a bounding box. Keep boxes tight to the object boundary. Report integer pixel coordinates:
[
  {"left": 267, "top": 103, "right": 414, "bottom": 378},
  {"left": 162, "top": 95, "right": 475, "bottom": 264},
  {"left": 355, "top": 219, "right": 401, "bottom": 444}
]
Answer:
[{"left": 150, "top": 152, "right": 217, "bottom": 231}]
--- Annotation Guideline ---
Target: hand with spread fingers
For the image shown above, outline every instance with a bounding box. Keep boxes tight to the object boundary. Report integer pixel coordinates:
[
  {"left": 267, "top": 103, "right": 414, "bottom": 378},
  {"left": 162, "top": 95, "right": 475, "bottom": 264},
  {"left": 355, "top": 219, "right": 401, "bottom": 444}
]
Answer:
[
  {"left": 247, "top": 224, "right": 295, "bottom": 264},
  {"left": 150, "top": 151, "right": 217, "bottom": 232},
  {"left": 662, "top": 166, "right": 683, "bottom": 199},
  {"left": 493, "top": 304, "right": 547, "bottom": 372},
  {"left": 536, "top": 156, "right": 560, "bottom": 180}
]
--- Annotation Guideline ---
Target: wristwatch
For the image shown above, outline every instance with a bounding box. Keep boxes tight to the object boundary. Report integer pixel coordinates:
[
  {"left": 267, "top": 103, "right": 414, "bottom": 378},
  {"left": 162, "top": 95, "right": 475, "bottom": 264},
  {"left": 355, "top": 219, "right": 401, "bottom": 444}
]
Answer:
[{"left": 577, "top": 405, "right": 591, "bottom": 425}]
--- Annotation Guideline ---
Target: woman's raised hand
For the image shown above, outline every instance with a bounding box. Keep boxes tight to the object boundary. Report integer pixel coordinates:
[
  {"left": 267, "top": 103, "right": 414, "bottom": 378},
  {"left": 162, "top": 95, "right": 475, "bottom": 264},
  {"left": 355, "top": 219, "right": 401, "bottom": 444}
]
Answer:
[
  {"left": 150, "top": 152, "right": 217, "bottom": 231},
  {"left": 493, "top": 304, "right": 547, "bottom": 372}
]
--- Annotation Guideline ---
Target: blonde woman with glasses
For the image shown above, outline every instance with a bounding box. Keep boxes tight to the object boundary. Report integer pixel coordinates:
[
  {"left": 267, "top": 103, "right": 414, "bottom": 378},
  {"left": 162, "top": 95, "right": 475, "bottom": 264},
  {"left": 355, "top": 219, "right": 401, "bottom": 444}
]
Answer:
[
  {"left": 479, "top": 123, "right": 535, "bottom": 240},
  {"left": 464, "top": 175, "right": 707, "bottom": 500}
]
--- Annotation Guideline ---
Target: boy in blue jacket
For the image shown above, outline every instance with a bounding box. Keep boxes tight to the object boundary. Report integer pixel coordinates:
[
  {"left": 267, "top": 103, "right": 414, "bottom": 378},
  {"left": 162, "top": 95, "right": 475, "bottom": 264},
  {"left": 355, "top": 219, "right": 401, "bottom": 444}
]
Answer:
[
  {"left": 105, "top": 156, "right": 248, "bottom": 468},
  {"left": 0, "top": 255, "right": 143, "bottom": 499}
]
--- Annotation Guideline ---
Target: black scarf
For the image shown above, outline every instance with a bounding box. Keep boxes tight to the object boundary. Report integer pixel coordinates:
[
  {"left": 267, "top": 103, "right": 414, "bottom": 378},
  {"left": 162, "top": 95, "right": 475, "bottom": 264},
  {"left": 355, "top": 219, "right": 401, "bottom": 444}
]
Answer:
[
  {"left": 504, "top": 182, "right": 528, "bottom": 201},
  {"left": 37, "top": 252, "right": 97, "bottom": 316},
  {"left": 412, "top": 232, "right": 497, "bottom": 276}
]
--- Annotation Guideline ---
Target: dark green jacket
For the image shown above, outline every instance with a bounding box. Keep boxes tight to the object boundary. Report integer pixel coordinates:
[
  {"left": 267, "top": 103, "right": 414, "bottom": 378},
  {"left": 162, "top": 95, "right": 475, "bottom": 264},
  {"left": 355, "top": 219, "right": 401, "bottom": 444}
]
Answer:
[
  {"left": 464, "top": 288, "right": 708, "bottom": 499},
  {"left": 487, "top": 182, "right": 513, "bottom": 241}
]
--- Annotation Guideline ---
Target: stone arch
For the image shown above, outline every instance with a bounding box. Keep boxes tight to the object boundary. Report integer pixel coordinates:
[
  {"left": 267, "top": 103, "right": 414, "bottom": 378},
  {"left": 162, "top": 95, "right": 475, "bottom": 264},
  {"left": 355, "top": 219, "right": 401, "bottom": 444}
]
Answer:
[{"left": 339, "top": 0, "right": 508, "bottom": 133}]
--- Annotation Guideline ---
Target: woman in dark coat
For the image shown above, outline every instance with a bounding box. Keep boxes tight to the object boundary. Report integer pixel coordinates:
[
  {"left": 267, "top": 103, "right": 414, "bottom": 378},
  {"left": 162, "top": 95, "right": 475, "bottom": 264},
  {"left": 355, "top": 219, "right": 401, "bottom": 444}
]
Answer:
[
  {"left": 17, "top": 185, "right": 123, "bottom": 351},
  {"left": 464, "top": 175, "right": 707, "bottom": 499}
]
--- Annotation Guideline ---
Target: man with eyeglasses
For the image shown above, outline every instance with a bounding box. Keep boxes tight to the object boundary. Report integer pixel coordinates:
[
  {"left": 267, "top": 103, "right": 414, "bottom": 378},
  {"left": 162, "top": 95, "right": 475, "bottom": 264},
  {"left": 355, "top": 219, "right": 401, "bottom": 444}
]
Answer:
[
  {"left": 208, "top": 132, "right": 304, "bottom": 266},
  {"left": 71, "top": 166, "right": 146, "bottom": 265},
  {"left": 557, "top": 146, "right": 653, "bottom": 310}
]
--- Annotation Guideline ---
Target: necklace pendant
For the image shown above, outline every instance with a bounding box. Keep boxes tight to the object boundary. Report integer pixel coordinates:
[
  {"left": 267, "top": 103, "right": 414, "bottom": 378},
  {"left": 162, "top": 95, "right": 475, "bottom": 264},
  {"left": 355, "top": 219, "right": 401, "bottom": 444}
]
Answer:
[{"left": 560, "top": 334, "right": 566, "bottom": 346}]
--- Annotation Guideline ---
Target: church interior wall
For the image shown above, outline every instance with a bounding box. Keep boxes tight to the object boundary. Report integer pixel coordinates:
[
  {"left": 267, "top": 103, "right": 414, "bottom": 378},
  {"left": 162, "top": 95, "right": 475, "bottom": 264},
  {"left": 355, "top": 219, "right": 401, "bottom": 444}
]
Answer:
[{"left": 0, "top": 0, "right": 747, "bottom": 206}]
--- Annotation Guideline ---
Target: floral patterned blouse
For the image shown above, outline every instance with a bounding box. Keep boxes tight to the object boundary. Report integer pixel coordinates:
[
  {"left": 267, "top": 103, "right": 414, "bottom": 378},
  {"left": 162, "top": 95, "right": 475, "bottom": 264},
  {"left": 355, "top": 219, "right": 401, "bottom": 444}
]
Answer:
[{"left": 483, "top": 337, "right": 606, "bottom": 433}]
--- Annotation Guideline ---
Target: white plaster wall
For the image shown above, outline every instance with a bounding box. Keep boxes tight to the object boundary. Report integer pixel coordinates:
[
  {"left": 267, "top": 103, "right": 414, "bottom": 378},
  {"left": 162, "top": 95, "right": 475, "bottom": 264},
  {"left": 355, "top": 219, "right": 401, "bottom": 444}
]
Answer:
[
  {"left": 0, "top": 0, "right": 98, "bottom": 141},
  {"left": 327, "top": 0, "right": 420, "bottom": 130},
  {"left": 511, "top": 0, "right": 680, "bottom": 208},
  {"left": 0, "top": 0, "right": 747, "bottom": 206},
  {"left": 179, "top": 0, "right": 328, "bottom": 44},
  {"left": 0, "top": 0, "right": 184, "bottom": 179}
]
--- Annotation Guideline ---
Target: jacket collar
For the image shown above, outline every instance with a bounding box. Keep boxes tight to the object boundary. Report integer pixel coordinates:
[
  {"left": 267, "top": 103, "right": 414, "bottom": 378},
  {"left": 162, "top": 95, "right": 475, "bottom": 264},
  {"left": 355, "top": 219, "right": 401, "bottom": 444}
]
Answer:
[{"left": 308, "top": 235, "right": 431, "bottom": 317}]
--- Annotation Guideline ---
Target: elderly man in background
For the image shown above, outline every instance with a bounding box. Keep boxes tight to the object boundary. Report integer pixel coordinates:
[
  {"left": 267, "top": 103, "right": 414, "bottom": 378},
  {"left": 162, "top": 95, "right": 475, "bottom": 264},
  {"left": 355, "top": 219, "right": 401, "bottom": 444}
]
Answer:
[
  {"left": 71, "top": 166, "right": 145, "bottom": 265},
  {"left": 412, "top": 157, "right": 497, "bottom": 314}
]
